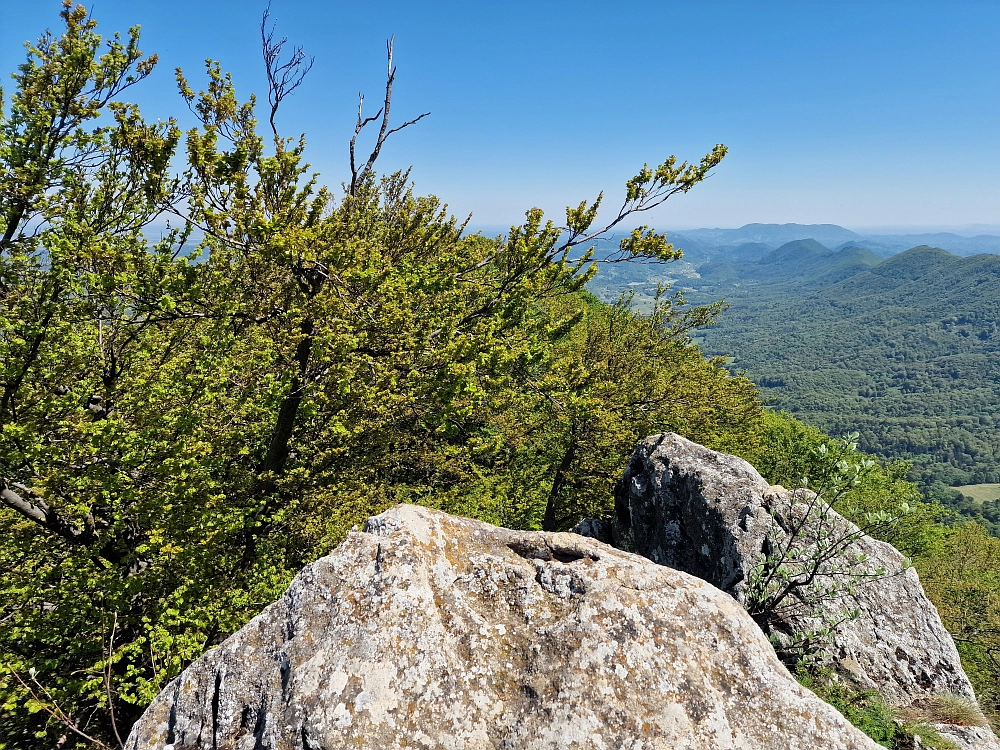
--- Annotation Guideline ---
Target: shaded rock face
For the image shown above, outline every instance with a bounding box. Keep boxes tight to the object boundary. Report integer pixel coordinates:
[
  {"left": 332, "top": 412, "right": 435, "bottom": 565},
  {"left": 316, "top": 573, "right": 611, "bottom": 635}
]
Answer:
[
  {"left": 610, "top": 433, "right": 773, "bottom": 602},
  {"left": 932, "top": 725, "right": 1000, "bottom": 750},
  {"left": 127, "top": 505, "right": 881, "bottom": 750},
  {"left": 587, "top": 432, "right": 976, "bottom": 707}
]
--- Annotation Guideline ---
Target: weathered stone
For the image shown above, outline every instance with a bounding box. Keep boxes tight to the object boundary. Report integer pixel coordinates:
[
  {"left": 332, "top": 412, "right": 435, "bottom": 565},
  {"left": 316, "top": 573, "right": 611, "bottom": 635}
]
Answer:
[
  {"left": 583, "top": 432, "right": 993, "bottom": 742},
  {"left": 598, "top": 433, "right": 977, "bottom": 705},
  {"left": 609, "top": 433, "right": 773, "bottom": 603},
  {"left": 569, "top": 516, "right": 612, "bottom": 544},
  {"left": 126, "top": 504, "right": 881, "bottom": 750},
  {"left": 932, "top": 725, "right": 1000, "bottom": 750}
]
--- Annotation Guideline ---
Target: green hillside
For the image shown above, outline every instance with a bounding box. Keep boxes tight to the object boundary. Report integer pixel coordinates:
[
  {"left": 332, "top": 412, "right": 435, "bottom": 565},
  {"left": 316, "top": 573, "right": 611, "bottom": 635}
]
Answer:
[
  {"left": 590, "top": 242, "right": 1000, "bottom": 495},
  {"left": 697, "top": 245, "right": 1000, "bottom": 487}
]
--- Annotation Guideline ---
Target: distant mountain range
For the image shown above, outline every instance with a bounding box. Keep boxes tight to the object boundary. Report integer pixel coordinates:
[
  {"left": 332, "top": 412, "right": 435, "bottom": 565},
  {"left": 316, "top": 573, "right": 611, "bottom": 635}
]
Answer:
[
  {"left": 675, "top": 223, "right": 862, "bottom": 250},
  {"left": 668, "top": 223, "right": 1000, "bottom": 261}
]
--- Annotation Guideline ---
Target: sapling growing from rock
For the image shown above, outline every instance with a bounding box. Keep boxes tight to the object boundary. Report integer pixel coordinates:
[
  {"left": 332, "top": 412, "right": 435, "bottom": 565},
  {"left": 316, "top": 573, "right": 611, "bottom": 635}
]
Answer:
[{"left": 745, "top": 433, "right": 912, "bottom": 666}]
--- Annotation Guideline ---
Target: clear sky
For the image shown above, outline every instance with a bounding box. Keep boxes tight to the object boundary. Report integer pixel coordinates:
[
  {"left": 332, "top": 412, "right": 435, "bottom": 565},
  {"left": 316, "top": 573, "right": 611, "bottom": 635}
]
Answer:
[{"left": 3, "top": 0, "right": 1000, "bottom": 231}]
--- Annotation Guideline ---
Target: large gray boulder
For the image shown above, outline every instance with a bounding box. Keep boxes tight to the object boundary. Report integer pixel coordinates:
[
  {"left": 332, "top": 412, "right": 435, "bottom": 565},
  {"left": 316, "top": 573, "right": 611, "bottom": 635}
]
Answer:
[
  {"left": 585, "top": 432, "right": 977, "bottom": 708},
  {"left": 126, "top": 504, "right": 882, "bottom": 750}
]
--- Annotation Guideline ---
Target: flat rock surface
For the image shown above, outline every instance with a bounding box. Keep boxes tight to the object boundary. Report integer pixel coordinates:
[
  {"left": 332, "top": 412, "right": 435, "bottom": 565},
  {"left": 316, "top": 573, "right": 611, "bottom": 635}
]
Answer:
[
  {"left": 932, "top": 725, "right": 1000, "bottom": 750},
  {"left": 126, "top": 505, "right": 881, "bottom": 750}
]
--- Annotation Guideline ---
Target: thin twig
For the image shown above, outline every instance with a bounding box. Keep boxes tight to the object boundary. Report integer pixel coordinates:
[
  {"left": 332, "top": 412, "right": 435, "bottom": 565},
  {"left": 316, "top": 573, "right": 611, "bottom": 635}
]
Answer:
[
  {"left": 104, "top": 613, "right": 123, "bottom": 748},
  {"left": 7, "top": 668, "right": 112, "bottom": 750}
]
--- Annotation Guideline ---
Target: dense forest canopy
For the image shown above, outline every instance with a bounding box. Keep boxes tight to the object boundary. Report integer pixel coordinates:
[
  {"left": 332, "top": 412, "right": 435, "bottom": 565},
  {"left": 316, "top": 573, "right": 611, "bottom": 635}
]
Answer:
[
  {"left": 589, "top": 233, "right": 1000, "bottom": 532},
  {"left": 1, "top": 5, "right": 999, "bottom": 749},
  {"left": 690, "top": 243, "right": 1000, "bottom": 521}
]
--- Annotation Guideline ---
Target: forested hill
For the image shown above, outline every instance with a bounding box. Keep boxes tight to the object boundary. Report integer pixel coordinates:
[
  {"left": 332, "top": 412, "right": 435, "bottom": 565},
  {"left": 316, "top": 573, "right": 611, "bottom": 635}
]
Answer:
[
  {"left": 590, "top": 240, "right": 1000, "bottom": 507},
  {"left": 699, "top": 244, "right": 1000, "bottom": 488},
  {"left": 696, "top": 239, "right": 884, "bottom": 286}
]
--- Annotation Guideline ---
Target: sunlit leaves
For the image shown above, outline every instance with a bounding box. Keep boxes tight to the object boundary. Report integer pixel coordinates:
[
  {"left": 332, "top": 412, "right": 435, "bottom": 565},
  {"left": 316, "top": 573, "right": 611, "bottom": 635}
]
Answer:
[{"left": 0, "top": 7, "right": 749, "bottom": 749}]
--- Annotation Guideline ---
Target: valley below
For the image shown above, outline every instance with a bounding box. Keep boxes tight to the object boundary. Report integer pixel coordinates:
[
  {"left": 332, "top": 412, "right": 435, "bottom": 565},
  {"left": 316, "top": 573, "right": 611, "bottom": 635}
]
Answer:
[{"left": 588, "top": 223, "right": 1000, "bottom": 533}]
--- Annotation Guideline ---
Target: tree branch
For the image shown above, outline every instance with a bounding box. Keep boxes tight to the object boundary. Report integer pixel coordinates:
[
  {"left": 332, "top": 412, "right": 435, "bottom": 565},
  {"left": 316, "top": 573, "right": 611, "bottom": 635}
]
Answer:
[
  {"left": 104, "top": 613, "right": 123, "bottom": 749},
  {"left": 0, "top": 479, "right": 98, "bottom": 545},
  {"left": 260, "top": 2, "right": 314, "bottom": 140},
  {"left": 7, "top": 668, "right": 113, "bottom": 750},
  {"left": 349, "top": 36, "right": 430, "bottom": 195}
]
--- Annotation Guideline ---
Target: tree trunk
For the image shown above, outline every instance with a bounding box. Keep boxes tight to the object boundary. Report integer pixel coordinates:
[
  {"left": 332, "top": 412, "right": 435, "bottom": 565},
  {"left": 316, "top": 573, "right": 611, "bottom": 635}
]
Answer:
[{"left": 543, "top": 433, "right": 577, "bottom": 532}]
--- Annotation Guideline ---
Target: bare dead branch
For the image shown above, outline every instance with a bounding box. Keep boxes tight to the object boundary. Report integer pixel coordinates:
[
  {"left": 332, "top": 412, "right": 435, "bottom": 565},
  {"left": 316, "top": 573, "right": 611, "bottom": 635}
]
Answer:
[
  {"left": 349, "top": 94, "right": 383, "bottom": 192},
  {"left": 260, "top": 2, "right": 314, "bottom": 139},
  {"left": 384, "top": 111, "right": 431, "bottom": 139},
  {"left": 349, "top": 36, "right": 430, "bottom": 195}
]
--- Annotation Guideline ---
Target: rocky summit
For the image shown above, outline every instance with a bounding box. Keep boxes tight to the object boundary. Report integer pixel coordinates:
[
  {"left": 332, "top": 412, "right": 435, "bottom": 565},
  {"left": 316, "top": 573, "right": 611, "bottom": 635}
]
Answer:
[
  {"left": 592, "top": 433, "right": 975, "bottom": 705},
  {"left": 576, "top": 432, "right": 998, "bottom": 749},
  {"left": 126, "top": 504, "right": 881, "bottom": 750}
]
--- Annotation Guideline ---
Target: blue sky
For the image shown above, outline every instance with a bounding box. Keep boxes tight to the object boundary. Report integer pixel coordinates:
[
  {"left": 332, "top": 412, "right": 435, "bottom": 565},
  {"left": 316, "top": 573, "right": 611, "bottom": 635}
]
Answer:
[{"left": 3, "top": 0, "right": 1000, "bottom": 231}]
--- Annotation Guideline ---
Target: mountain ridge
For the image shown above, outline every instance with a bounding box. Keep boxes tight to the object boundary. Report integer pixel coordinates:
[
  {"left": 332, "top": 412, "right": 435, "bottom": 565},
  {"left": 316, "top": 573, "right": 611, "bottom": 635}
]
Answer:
[{"left": 666, "top": 223, "right": 1000, "bottom": 259}]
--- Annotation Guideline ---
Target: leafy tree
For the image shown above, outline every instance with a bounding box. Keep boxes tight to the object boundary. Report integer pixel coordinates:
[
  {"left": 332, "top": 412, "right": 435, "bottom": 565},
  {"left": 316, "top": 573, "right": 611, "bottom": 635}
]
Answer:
[
  {"left": 721, "top": 410, "right": 946, "bottom": 557},
  {"left": 480, "top": 288, "right": 760, "bottom": 532},
  {"left": 0, "top": 5, "right": 743, "bottom": 747},
  {"left": 918, "top": 523, "right": 1000, "bottom": 714},
  {"left": 717, "top": 418, "right": 952, "bottom": 668}
]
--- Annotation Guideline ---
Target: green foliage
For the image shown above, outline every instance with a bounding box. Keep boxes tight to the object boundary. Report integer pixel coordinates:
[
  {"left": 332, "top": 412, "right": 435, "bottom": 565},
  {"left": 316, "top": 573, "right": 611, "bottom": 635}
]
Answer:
[
  {"left": 739, "top": 433, "right": 911, "bottom": 666},
  {"left": 917, "top": 523, "right": 1000, "bottom": 715},
  {"left": 797, "top": 671, "right": 958, "bottom": 749},
  {"left": 940, "top": 487, "right": 1000, "bottom": 538},
  {"left": 799, "top": 677, "right": 902, "bottom": 747},
  {"left": 559, "top": 146, "right": 728, "bottom": 263},
  {"left": 0, "top": 6, "right": 744, "bottom": 747},
  {"left": 719, "top": 410, "right": 945, "bottom": 558},
  {"left": 483, "top": 288, "right": 759, "bottom": 532}
]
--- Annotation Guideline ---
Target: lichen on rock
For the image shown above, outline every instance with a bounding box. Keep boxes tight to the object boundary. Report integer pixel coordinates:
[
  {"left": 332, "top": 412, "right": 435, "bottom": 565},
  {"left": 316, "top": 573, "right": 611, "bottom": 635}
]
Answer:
[
  {"left": 576, "top": 432, "right": 996, "bottom": 747},
  {"left": 592, "top": 433, "right": 975, "bottom": 704},
  {"left": 126, "top": 504, "right": 882, "bottom": 749}
]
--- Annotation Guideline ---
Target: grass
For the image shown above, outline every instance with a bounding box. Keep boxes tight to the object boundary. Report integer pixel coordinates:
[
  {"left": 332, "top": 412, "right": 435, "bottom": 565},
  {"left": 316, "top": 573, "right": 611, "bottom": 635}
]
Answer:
[
  {"left": 895, "top": 694, "right": 989, "bottom": 728},
  {"left": 797, "top": 670, "right": 960, "bottom": 749},
  {"left": 955, "top": 483, "right": 1000, "bottom": 505},
  {"left": 906, "top": 723, "right": 960, "bottom": 750}
]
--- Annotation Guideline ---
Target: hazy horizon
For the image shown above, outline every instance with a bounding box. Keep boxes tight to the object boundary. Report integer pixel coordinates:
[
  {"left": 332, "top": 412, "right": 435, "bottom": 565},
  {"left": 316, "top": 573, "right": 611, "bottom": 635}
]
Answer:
[
  {"left": 4, "top": 1, "right": 1000, "bottom": 230},
  {"left": 465, "top": 222, "right": 1000, "bottom": 237}
]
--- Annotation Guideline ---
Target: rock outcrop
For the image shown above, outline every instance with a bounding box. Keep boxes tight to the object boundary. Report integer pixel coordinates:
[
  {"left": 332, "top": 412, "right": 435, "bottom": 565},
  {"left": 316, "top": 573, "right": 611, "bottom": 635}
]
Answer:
[
  {"left": 587, "top": 433, "right": 975, "bottom": 706},
  {"left": 932, "top": 725, "right": 1000, "bottom": 750},
  {"left": 127, "top": 504, "right": 882, "bottom": 750}
]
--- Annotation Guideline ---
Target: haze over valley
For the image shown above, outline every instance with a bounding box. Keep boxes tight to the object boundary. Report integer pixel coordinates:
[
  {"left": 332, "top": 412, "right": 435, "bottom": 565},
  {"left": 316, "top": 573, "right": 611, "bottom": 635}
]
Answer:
[{"left": 588, "top": 222, "right": 1000, "bottom": 533}]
